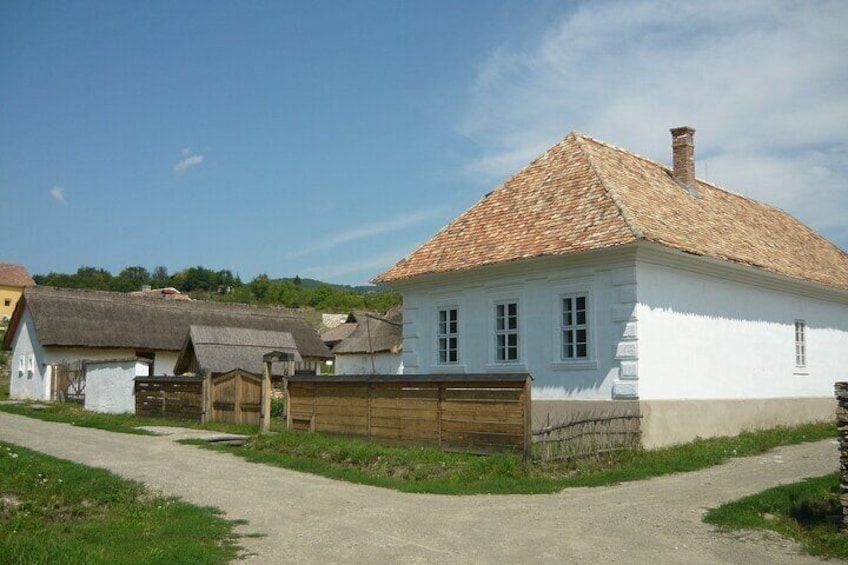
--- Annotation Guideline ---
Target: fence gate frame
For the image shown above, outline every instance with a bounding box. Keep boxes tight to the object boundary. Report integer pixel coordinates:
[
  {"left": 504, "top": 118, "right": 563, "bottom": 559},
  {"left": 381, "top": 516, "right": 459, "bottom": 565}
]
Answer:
[
  {"left": 50, "top": 360, "right": 86, "bottom": 403},
  {"left": 206, "top": 369, "right": 263, "bottom": 426}
]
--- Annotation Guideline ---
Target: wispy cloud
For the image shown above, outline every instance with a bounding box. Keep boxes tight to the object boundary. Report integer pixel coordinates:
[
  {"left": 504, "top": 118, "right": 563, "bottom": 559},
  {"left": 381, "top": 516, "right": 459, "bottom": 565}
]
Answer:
[
  {"left": 173, "top": 151, "right": 204, "bottom": 175},
  {"left": 460, "top": 0, "right": 848, "bottom": 249},
  {"left": 290, "top": 208, "right": 445, "bottom": 258},
  {"left": 301, "top": 247, "right": 414, "bottom": 283},
  {"left": 50, "top": 186, "right": 66, "bottom": 205}
]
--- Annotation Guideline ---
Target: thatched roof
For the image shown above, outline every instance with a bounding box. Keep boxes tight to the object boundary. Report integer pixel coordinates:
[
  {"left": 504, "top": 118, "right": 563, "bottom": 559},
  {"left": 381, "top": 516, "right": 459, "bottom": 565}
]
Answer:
[
  {"left": 2, "top": 286, "right": 330, "bottom": 359},
  {"left": 320, "top": 312, "right": 370, "bottom": 346},
  {"left": 332, "top": 307, "right": 402, "bottom": 355},
  {"left": 173, "top": 325, "right": 303, "bottom": 376}
]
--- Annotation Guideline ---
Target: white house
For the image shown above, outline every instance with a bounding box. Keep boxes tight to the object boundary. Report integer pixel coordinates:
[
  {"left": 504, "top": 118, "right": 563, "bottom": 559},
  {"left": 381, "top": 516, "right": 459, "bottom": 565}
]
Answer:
[
  {"left": 373, "top": 127, "right": 848, "bottom": 448},
  {"left": 84, "top": 358, "right": 151, "bottom": 414},
  {"left": 3, "top": 286, "right": 331, "bottom": 402},
  {"left": 326, "top": 308, "right": 404, "bottom": 375}
]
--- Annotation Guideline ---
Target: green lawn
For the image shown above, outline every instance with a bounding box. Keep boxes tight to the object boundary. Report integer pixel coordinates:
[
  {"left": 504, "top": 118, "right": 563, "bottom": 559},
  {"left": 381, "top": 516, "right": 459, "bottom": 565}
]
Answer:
[
  {"left": 1, "top": 401, "right": 835, "bottom": 495},
  {"left": 705, "top": 473, "right": 847, "bottom": 560},
  {"left": 0, "top": 441, "right": 242, "bottom": 565},
  {"left": 201, "top": 421, "right": 836, "bottom": 494}
]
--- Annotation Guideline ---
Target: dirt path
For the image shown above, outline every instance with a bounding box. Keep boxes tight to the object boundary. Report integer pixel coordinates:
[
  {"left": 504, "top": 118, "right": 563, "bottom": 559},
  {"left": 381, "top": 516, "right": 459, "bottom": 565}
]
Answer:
[{"left": 0, "top": 411, "right": 837, "bottom": 564}]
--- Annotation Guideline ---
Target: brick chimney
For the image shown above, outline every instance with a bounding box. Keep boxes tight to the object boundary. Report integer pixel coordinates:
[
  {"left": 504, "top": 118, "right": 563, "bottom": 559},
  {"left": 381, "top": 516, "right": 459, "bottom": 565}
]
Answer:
[{"left": 670, "top": 126, "right": 696, "bottom": 189}]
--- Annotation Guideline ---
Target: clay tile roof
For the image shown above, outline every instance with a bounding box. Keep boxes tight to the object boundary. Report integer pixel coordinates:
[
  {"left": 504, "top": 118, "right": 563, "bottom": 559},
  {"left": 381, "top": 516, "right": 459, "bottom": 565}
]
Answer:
[
  {"left": 373, "top": 132, "right": 848, "bottom": 292},
  {"left": 0, "top": 263, "right": 35, "bottom": 287}
]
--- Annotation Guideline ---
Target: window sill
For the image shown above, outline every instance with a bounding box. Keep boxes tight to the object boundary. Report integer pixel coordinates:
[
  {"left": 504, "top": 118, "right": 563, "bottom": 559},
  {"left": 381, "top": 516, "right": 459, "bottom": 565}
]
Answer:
[
  {"left": 793, "top": 370, "right": 809, "bottom": 376},
  {"left": 485, "top": 363, "right": 527, "bottom": 373},
  {"left": 434, "top": 364, "right": 467, "bottom": 373},
  {"left": 551, "top": 360, "right": 598, "bottom": 371}
]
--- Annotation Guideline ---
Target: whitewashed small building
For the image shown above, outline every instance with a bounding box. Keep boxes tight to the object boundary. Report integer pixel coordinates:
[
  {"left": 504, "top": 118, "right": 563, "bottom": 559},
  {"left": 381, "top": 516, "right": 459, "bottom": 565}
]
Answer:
[
  {"left": 373, "top": 127, "right": 848, "bottom": 447},
  {"left": 327, "top": 308, "right": 403, "bottom": 375},
  {"left": 3, "top": 286, "right": 331, "bottom": 402},
  {"left": 84, "top": 358, "right": 151, "bottom": 414}
]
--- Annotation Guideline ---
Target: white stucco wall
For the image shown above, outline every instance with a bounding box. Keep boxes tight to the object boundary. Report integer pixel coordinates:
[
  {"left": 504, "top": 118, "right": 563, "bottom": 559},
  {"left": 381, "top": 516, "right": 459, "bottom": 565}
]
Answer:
[
  {"left": 636, "top": 257, "right": 848, "bottom": 400},
  {"left": 393, "top": 244, "right": 848, "bottom": 405},
  {"left": 334, "top": 352, "right": 403, "bottom": 375},
  {"left": 396, "top": 250, "right": 638, "bottom": 400},
  {"left": 84, "top": 359, "right": 149, "bottom": 414},
  {"left": 8, "top": 309, "right": 51, "bottom": 400},
  {"left": 7, "top": 308, "right": 180, "bottom": 400}
]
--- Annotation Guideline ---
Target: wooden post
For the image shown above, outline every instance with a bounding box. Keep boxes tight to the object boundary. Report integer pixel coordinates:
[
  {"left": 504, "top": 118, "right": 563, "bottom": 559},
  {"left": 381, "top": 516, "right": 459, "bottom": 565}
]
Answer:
[
  {"left": 201, "top": 374, "right": 208, "bottom": 424},
  {"left": 522, "top": 376, "right": 533, "bottom": 463},
  {"left": 261, "top": 361, "right": 272, "bottom": 433}
]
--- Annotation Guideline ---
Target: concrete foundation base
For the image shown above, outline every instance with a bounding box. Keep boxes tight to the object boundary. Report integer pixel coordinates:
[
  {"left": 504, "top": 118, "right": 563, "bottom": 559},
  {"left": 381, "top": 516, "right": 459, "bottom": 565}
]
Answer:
[
  {"left": 638, "top": 397, "right": 833, "bottom": 449},
  {"left": 532, "top": 397, "right": 834, "bottom": 449}
]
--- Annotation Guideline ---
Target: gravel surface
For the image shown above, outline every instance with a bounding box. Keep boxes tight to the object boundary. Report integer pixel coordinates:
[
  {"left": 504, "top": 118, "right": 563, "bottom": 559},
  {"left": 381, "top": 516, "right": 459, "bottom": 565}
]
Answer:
[{"left": 0, "top": 411, "right": 837, "bottom": 564}]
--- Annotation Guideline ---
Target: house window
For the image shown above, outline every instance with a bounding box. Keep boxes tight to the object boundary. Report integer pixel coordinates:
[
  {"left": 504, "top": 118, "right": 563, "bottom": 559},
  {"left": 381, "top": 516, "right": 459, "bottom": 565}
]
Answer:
[
  {"left": 3, "top": 298, "right": 10, "bottom": 307},
  {"left": 562, "top": 294, "right": 589, "bottom": 359},
  {"left": 437, "top": 308, "right": 459, "bottom": 364},
  {"left": 795, "top": 320, "right": 806, "bottom": 368},
  {"left": 18, "top": 355, "right": 25, "bottom": 377},
  {"left": 495, "top": 301, "right": 519, "bottom": 362}
]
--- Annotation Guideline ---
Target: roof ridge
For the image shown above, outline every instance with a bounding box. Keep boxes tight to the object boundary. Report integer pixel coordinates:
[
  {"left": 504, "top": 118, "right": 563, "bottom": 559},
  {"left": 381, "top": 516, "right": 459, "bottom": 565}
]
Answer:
[
  {"left": 572, "top": 132, "right": 645, "bottom": 240},
  {"left": 574, "top": 131, "right": 763, "bottom": 203}
]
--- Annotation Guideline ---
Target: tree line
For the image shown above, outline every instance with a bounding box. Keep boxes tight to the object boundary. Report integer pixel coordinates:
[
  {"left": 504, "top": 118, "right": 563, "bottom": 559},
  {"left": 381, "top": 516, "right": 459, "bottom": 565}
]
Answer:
[{"left": 34, "top": 266, "right": 400, "bottom": 313}]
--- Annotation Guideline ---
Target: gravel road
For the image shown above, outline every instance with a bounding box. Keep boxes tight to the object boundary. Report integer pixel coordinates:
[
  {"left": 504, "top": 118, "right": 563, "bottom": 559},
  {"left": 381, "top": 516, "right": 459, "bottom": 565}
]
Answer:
[{"left": 0, "top": 411, "right": 837, "bottom": 564}]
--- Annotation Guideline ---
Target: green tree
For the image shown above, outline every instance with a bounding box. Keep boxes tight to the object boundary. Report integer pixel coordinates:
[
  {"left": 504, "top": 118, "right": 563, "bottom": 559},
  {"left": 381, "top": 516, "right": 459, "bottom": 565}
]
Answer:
[
  {"left": 250, "top": 274, "right": 271, "bottom": 301},
  {"left": 150, "top": 266, "right": 170, "bottom": 288}
]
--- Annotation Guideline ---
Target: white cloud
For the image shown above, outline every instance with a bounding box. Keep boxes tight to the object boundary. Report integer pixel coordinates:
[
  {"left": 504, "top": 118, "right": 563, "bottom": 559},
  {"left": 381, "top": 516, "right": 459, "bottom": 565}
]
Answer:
[
  {"left": 173, "top": 153, "right": 204, "bottom": 175},
  {"left": 301, "top": 248, "right": 414, "bottom": 283},
  {"left": 289, "top": 208, "right": 446, "bottom": 258},
  {"left": 460, "top": 0, "right": 848, "bottom": 248},
  {"left": 50, "top": 186, "right": 66, "bottom": 205}
]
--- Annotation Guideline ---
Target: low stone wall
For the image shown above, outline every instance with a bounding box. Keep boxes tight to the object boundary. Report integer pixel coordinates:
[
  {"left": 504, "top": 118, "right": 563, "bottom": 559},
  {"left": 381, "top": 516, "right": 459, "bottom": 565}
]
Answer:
[{"left": 835, "top": 382, "right": 848, "bottom": 526}]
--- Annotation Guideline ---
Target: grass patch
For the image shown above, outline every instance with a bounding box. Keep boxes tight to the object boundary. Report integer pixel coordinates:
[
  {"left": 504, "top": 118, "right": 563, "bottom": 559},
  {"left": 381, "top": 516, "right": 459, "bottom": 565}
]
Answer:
[
  {"left": 0, "top": 401, "right": 261, "bottom": 436},
  {"left": 704, "top": 473, "right": 847, "bottom": 560},
  {"left": 1, "top": 401, "right": 834, "bottom": 495},
  {"left": 195, "top": 421, "right": 836, "bottom": 495},
  {"left": 0, "top": 441, "right": 242, "bottom": 565}
]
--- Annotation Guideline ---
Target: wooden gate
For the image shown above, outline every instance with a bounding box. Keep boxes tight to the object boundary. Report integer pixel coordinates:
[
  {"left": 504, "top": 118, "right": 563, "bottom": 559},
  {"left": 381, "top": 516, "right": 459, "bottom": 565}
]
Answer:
[
  {"left": 51, "top": 361, "right": 86, "bottom": 403},
  {"left": 209, "top": 370, "right": 263, "bottom": 425}
]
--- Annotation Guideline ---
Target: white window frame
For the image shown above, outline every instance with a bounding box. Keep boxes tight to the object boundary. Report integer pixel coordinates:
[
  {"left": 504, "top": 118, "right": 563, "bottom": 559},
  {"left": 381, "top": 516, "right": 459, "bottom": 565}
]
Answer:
[
  {"left": 794, "top": 320, "right": 806, "bottom": 369},
  {"left": 494, "top": 300, "right": 520, "bottom": 363},
  {"left": 550, "top": 282, "right": 598, "bottom": 371},
  {"left": 436, "top": 306, "right": 459, "bottom": 365},
  {"left": 561, "top": 293, "right": 590, "bottom": 361}
]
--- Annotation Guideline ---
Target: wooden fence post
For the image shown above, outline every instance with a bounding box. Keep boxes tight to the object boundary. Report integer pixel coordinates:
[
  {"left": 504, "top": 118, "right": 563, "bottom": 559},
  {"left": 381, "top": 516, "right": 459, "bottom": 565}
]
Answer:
[
  {"left": 261, "top": 361, "right": 271, "bottom": 433},
  {"left": 523, "top": 376, "right": 532, "bottom": 463}
]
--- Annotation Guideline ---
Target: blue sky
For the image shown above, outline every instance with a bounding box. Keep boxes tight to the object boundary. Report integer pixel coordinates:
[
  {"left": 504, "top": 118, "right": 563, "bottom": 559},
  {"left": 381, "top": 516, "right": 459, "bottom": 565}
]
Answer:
[{"left": 2, "top": 1, "right": 846, "bottom": 286}]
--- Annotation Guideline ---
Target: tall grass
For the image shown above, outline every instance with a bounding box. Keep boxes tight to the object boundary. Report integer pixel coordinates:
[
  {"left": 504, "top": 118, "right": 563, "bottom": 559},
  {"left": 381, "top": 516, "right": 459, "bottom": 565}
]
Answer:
[
  {"left": 0, "top": 441, "right": 242, "bottom": 564},
  {"left": 705, "top": 473, "right": 847, "bottom": 559}
]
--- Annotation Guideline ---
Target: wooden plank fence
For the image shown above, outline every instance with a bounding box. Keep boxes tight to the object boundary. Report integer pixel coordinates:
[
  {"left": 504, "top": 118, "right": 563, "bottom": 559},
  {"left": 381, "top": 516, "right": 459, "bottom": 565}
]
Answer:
[
  {"left": 286, "top": 373, "right": 532, "bottom": 459},
  {"left": 134, "top": 376, "right": 205, "bottom": 421}
]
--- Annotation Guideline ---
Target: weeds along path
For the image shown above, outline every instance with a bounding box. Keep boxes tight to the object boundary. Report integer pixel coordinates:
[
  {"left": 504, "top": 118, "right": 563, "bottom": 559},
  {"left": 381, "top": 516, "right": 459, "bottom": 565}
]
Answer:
[{"left": 0, "top": 411, "right": 836, "bottom": 564}]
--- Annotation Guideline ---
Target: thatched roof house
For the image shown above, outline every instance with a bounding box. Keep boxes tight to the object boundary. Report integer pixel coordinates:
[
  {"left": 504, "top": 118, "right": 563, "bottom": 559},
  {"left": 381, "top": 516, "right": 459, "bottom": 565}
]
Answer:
[
  {"left": 174, "top": 325, "right": 303, "bottom": 376},
  {"left": 329, "top": 307, "right": 403, "bottom": 375},
  {"left": 320, "top": 311, "right": 368, "bottom": 351},
  {"left": 3, "top": 286, "right": 330, "bottom": 359},
  {"left": 332, "top": 308, "right": 403, "bottom": 356}
]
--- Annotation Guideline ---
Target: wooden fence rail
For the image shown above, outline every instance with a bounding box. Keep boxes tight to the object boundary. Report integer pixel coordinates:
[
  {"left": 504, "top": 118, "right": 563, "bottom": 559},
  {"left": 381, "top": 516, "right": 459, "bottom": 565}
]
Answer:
[
  {"left": 134, "top": 376, "right": 205, "bottom": 421},
  {"left": 285, "top": 373, "right": 532, "bottom": 459}
]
